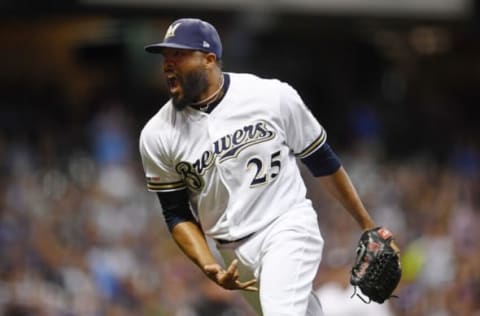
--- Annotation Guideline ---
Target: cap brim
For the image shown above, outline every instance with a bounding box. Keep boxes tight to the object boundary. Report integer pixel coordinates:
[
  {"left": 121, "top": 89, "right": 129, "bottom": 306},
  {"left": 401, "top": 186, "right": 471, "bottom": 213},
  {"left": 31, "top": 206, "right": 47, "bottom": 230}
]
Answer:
[{"left": 144, "top": 42, "right": 197, "bottom": 54}]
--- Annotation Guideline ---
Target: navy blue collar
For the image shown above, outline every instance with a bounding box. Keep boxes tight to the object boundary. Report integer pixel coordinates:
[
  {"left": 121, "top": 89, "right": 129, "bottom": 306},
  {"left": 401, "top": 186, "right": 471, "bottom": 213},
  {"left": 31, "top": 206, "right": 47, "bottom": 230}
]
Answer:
[{"left": 191, "top": 73, "right": 230, "bottom": 114}]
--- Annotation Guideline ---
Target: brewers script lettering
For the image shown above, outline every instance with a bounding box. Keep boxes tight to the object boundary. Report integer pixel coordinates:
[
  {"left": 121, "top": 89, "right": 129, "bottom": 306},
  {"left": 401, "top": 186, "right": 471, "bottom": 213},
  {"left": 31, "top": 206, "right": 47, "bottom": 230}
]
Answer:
[{"left": 175, "top": 120, "right": 276, "bottom": 190}]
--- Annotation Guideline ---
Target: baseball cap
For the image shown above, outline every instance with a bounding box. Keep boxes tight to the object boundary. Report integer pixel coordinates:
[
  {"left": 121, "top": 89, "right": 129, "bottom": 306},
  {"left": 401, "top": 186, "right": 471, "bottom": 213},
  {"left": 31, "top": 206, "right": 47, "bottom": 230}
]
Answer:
[{"left": 145, "top": 18, "right": 222, "bottom": 59}]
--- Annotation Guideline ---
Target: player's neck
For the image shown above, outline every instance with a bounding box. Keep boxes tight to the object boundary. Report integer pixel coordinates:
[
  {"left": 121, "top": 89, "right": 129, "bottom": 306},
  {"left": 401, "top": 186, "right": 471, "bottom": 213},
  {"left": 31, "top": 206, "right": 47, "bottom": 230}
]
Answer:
[{"left": 191, "top": 73, "right": 224, "bottom": 110}]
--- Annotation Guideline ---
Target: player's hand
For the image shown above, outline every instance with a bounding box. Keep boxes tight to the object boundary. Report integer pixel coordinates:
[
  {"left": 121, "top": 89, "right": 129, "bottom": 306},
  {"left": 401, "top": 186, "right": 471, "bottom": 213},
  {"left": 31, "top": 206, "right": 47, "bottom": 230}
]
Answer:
[{"left": 204, "top": 259, "right": 258, "bottom": 292}]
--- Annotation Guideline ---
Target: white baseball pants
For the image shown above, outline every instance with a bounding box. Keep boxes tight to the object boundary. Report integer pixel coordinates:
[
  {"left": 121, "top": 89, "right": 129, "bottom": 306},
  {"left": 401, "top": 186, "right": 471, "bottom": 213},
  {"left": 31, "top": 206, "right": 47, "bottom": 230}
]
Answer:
[{"left": 217, "top": 207, "right": 324, "bottom": 315}]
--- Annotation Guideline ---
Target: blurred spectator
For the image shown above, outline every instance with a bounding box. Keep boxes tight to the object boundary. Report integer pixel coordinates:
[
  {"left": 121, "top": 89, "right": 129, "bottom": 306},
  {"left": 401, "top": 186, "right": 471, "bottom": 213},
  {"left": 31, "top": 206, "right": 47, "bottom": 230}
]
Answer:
[{"left": 88, "top": 96, "right": 134, "bottom": 167}]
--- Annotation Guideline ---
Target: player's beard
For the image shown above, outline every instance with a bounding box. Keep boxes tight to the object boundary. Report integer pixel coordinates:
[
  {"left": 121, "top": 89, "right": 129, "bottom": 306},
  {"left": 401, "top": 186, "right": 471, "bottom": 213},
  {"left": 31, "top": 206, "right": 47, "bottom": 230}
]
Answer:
[{"left": 171, "top": 68, "right": 209, "bottom": 111}]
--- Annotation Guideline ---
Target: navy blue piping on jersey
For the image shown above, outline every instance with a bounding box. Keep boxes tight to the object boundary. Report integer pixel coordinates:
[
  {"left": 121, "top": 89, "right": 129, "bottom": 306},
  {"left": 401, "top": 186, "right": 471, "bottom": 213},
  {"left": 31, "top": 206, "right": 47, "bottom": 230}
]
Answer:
[
  {"left": 301, "top": 142, "right": 342, "bottom": 177},
  {"left": 157, "top": 189, "right": 196, "bottom": 231}
]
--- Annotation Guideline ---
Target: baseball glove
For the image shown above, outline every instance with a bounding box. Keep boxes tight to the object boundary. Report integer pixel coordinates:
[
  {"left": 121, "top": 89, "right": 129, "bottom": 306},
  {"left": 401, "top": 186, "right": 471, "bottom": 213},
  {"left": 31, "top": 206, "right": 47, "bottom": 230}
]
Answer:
[{"left": 350, "top": 227, "right": 401, "bottom": 304}]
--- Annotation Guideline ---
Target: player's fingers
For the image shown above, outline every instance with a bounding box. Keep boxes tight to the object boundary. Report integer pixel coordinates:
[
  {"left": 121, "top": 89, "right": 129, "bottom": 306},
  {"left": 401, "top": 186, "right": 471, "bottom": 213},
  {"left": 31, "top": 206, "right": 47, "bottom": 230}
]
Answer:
[
  {"left": 226, "top": 259, "right": 239, "bottom": 275},
  {"left": 237, "top": 278, "right": 258, "bottom": 292},
  {"left": 243, "top": 286, "right": 259, "bottom": 292},
  {"left": 238, "top": 278, "right": 257, "bottom": 288},
  {"left": 223, "top": 259, "right": 240, "bottom": 281},
  {"left": 241, "top": 285, "right": 259, "bottom": 292}
]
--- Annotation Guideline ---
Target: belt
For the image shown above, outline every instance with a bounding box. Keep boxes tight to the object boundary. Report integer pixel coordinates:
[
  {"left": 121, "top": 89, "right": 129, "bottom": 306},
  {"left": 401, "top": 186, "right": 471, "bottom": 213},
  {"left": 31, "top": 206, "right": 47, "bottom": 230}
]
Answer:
[{"left": 216, "top": 233, "right": 255, "bottom": 245}]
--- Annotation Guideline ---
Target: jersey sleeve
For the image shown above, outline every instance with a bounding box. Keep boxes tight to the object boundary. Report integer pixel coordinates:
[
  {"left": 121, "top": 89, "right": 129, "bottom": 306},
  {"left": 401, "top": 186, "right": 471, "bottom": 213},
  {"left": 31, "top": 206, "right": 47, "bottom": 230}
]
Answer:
[
  {"left": 278, "top": 82, "right": 326, "bottom": 158},
  {"left": 139, "top": 128, "right": 186, "bottom": 192}
]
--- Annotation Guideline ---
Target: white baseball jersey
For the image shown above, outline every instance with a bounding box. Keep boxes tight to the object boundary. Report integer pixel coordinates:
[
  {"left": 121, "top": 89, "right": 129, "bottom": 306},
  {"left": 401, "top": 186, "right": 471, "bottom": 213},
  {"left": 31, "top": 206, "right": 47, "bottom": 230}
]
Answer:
[{"left": 139, "top": 72, "right": 326, "bottom": 241}]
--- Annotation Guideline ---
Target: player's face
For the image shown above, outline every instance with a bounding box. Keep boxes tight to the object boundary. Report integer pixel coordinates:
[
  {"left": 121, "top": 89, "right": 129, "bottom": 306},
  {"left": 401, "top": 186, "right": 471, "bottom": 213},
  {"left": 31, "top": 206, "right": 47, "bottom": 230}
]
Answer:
[{"left": 162, "top": 48, "right": 209, "bottom": 110}]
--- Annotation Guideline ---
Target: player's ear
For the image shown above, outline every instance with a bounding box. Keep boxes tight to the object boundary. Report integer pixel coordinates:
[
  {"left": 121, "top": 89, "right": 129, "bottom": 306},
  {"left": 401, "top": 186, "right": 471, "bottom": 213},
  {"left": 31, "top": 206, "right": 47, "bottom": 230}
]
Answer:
[{"left": 204, "top": 52, "right": 218, "bottom": 68}]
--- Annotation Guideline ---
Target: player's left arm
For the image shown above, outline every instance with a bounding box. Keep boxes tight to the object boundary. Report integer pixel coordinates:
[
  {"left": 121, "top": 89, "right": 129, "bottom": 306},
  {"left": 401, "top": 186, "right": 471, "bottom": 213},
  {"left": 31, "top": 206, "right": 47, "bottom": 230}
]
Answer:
[
  {"left": 300, "top": 144, "right": 375, "bottom": 231},
  {"left": 317, "top": 166, "right": 375, "bottom": 231},
  {"left": 298, "top": 135, "right": 400, "bottom": 254}
]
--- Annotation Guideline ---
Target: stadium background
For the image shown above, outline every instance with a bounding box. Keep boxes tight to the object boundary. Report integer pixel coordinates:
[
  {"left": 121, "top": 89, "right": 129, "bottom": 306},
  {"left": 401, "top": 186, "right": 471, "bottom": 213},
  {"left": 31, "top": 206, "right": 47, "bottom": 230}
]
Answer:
[{"left": 0, "top": 0, "right": 479, "bottom": 315}]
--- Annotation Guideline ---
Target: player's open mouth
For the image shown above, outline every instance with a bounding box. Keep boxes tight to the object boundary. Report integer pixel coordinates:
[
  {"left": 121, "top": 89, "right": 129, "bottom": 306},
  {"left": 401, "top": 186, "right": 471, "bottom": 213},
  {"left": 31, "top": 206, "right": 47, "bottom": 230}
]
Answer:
[{"left": 166, "top": 75, "right": 180, "bottom": 94}]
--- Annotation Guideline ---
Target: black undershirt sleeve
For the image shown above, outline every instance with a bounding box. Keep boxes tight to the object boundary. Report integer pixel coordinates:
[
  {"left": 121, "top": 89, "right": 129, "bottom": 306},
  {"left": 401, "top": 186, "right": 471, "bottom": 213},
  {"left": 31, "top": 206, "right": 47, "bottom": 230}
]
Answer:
[
  {"left": 300, "top": 142, "right": 342, "bottom": 177},
  {"left": 156, "top": 189, "right": 196, "bottom": 231}
]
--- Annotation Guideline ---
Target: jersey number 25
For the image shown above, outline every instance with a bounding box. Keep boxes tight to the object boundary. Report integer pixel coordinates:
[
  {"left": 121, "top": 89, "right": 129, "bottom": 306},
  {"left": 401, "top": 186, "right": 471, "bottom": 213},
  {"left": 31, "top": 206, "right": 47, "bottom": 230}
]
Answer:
[{"left": 247, "top": 150, "right": 281, "bottom": 187}]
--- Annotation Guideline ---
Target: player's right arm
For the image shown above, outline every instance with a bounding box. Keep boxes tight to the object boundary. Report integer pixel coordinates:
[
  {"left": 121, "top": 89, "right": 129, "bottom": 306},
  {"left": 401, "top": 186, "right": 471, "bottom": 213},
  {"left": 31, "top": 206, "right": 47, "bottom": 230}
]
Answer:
[
  {"left": 169, "top": 220, "right": 218, "bottom": 270},
  {"left": 155, "top": 189, "right": 217, "bottom": 270},
  {"left": 158, "top": 191, "right": 258, "bottom": 292},
  {"left": 170, "top": 220, "right": 257, "bottom": 291}
]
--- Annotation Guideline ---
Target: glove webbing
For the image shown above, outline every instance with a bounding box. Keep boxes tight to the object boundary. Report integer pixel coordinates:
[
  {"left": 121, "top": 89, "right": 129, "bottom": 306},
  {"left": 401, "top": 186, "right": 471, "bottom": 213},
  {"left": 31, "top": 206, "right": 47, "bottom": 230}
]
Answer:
[{"left": 351, "top": 252, "right": 400, "bottom": 303}]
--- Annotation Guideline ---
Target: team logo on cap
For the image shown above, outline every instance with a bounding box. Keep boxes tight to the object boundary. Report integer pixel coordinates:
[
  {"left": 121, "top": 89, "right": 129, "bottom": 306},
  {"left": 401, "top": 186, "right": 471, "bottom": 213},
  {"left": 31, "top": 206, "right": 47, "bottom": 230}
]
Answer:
[{"left": 165, "top": 23, "right": 181, "bottom": 39}]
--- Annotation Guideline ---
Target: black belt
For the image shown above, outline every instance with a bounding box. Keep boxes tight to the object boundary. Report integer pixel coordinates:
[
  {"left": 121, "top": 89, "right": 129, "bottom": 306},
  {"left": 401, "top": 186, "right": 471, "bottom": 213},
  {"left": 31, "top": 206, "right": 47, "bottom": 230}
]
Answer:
[{"left": 216, "top": 233, "right": 254, "bottom": 245}]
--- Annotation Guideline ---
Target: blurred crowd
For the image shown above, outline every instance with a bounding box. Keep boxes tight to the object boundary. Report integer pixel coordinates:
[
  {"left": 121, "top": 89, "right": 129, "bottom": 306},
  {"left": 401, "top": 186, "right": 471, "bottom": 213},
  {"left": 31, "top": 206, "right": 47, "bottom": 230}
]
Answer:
[
  {"left": 1, "top": 93, "right": 479, "bottom": 316},
  {"left": 310, "top": 139, "right": 480, "bottom": 316}
]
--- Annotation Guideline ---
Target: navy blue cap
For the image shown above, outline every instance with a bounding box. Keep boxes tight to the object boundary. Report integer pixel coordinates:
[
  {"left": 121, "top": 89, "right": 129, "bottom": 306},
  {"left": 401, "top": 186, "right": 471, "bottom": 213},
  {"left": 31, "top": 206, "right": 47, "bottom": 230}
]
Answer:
[{"left": 145, "top": 18, "right": 222, "bottom": 59}]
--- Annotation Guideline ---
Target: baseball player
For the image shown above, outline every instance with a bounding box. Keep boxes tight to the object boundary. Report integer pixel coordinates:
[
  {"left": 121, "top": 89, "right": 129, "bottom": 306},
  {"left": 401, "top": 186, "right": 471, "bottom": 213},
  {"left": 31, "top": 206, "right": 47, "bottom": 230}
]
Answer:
[{"left": 139, "top": 18, "right": 379, "bottom": 315}]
